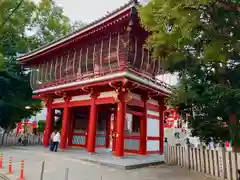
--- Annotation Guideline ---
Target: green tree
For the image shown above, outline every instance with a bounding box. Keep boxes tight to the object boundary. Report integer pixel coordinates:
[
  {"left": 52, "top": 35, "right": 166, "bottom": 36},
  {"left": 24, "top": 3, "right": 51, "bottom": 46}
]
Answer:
[
  {"left": 0, "top": 0, "right": 36, "bottom": 55},
  {"left": 0, "top": 53, "right": 4, "bottom": 72},
  {"left": 139, "top": 0, "right": 240, "bottom": 150},
  {"left": 28, "top": 0, "right": 72, "bottom": 49},
  {"left": 37, "top": 120, "right": 46, "bottom": 133},
  {"left": 69, "top": 20, "right": 86, "bottom": 33},
  {"left": 0, "top": 57, "right": 42, "bottom": 144},
  {"left": 0, "top": 0, "right": 83, "bottom": 52},
  {"left": 0, "top": 0, "right": 83, "bottom": 141}
]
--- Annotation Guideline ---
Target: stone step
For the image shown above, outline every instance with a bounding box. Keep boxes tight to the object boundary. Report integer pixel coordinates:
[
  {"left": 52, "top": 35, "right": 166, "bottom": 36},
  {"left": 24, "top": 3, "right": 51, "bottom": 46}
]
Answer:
[{"left": 77, "top": 157, "right": 164, "bottom": 170}]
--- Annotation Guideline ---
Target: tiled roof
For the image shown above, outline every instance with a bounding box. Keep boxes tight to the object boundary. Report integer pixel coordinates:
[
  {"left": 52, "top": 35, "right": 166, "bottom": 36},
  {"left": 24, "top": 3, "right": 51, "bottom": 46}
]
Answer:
[{"left": 19, "top": 0, "right": 137, "bottom": 61}]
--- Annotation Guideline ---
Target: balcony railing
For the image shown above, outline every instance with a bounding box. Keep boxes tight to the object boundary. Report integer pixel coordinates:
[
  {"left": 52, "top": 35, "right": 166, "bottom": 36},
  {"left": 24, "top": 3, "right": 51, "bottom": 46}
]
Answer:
[
  {"left": 30, "top": 64, "right": 172, "bottom": 93},
  {"left": 29, "top": 31, "right": 172, "bottom": 92}
]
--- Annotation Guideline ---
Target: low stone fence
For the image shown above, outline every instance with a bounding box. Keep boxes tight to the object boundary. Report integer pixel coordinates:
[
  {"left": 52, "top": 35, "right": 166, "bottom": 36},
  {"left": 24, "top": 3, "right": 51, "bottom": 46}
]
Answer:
[
  {"left": 0, "top": 134, "right": 43, "bottom": 146},
  {"left": 165, "top": 145, "right": 240, "bottom": 180}
]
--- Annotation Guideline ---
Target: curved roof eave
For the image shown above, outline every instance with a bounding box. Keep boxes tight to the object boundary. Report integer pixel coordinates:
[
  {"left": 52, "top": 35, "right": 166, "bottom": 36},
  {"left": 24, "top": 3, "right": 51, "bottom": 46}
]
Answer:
[{"left": 19, "top": 0, "right": 137, "bottom": 62}]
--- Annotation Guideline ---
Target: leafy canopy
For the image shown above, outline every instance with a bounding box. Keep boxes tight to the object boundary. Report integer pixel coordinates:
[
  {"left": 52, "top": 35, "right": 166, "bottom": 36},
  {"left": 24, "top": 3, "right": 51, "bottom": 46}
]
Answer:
[
  {"left": 139, "top": 0, "right": 240, "bottom": 146},
  {"left": 0, "top": 57, "right": 42, "bottom": 129},
  {"left": 0, "top": 0, "right": 85, "bottom": 131},
  {"left": 37, "top": 120, "right": 46, "bottom": 132}
]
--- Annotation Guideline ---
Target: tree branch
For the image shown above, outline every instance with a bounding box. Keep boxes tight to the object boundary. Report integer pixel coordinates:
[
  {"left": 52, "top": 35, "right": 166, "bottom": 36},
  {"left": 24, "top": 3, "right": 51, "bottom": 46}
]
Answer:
[
  {"left": 216, "top": 0, "right": 240, "bottom": 12},
  {"left": 1, "top": 0, "right": 24, "bottom": 28}
]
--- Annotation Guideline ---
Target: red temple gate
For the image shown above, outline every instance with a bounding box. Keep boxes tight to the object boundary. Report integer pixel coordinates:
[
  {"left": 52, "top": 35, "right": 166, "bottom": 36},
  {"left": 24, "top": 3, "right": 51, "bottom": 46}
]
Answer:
[{"left": 19, "top": 0, "right": 171, "bottom": 157}]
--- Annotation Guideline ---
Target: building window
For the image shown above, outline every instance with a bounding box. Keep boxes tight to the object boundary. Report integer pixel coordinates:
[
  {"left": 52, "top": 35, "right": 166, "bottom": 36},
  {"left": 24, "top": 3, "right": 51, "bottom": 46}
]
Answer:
[
  {"left": 97, "top": 119, "right": 106, "bottom": 131},
  {"left": 74, "top": 110, "right": 89, "bottom": 132},
  {"left": 132, "top": 115, "right": 140, "bottom": 133},
  {"left": 74, "top": 118, "right": 88, "bottom": 132}
]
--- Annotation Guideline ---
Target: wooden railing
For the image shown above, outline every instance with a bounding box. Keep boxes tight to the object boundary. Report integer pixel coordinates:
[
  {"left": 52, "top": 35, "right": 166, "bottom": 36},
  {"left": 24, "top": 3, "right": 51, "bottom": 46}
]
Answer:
[
  {"left": 30, "top": 65, "right": 172, "bottom": 92},
  {"left": 165, "top": 144, "right": 240, "bottom": 180}
]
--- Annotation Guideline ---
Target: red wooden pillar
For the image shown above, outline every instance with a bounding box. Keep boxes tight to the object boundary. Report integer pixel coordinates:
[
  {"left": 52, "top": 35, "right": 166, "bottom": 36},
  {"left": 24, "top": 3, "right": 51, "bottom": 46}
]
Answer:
[
  {"left": 87, "top": 92, "right": 98, "bottom": 154},
  {"left": 49, "top": 109, "right": 55, "bottom": 140},
  {"left": 140, "top": 96, "right": 148, "bottom": 155},
  {"left": 159, "top": 97, "right": 166, "bottom": 154},
  {"left": 115, "top": 89, "right": 126, "bottom": 157},
  {"left": 60, "top": 96, "right": 71, "bottom": 150},
  {"left": 43, "top": 97, "right": 53, "bottom": 147}
]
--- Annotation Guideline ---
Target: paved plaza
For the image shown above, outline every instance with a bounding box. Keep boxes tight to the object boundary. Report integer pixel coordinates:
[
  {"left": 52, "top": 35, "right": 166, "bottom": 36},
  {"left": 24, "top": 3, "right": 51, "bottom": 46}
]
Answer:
[{"left": 0, "top": 146, "right": 216, "bottom": 180}]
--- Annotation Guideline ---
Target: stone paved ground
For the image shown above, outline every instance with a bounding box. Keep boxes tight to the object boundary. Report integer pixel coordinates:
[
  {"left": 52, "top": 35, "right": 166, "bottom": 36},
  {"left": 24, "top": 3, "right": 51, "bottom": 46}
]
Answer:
[{"left": 0, "top": 146, "right": 217, "bottom": 180}]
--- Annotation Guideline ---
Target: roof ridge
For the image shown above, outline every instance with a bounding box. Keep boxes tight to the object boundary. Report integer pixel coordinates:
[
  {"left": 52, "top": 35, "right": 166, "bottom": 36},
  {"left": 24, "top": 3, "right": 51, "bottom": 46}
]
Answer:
[{"left": 19, "top": 0, "right": 137, "bottom": 60}]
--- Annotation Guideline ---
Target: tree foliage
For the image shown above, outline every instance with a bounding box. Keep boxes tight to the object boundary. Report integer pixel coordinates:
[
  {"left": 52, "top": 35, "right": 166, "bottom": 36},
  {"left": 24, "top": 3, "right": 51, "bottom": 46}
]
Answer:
[
  {"left": 139, "top": 0, "right": 240, "bottom": 148},
  {"left": 0, "top": 54, "right": 4, "bottom": 72},
  {"left": 0, "top": 0, "right": 84, "bottom": 132},
  {"left": 28, "top": 0, "right": 72, "bottom": 49},
  {"left": 70, "top": 20, "right": 86, "bottom": 33},
  {"left": 37, "top": 120, "right": 46, "bottom": 132},
  {"left": 0, "top": 0, "right": 86, "bottom": 52},
  {"left": 0, "top": 57, "right": 42, "bottom": 130},
  {"left": 0, "top": 0, "right": 35, "bottom": 55}
]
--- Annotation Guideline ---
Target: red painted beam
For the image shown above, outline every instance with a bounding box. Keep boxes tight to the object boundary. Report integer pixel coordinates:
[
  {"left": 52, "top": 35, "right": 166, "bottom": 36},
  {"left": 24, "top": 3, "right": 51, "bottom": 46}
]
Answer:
[{"left": 32, "top": 95, "right": 41, "bottom": 99}]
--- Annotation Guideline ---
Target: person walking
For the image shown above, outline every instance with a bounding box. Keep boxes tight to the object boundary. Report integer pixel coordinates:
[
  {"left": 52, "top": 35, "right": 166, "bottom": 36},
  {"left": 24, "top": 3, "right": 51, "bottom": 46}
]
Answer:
[
  {"left": 50, "top": 131, "right": 55, "bottom": 152},
  {"left": 18, "top": 133, "right": 23, "bottom": 145},
  {"left": 53, "top": 131, "right": 60, "bottom": 152}
]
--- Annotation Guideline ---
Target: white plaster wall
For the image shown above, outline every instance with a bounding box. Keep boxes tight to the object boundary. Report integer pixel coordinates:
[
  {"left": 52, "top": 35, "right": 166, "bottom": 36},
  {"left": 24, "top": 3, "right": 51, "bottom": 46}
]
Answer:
[
  {"left": 147, "top": 106, "right": 160, "bottom": 151},
  {"left": 99, "top": 91, "right": 116, "bottom": 98},
  {"left": 147, "top": 110, "right": 159, "bottom": 117},
  {"left": 52, "top": 98, "right": 64, "bottom": 104},
  {"left": 148, "top": 99, "right": 158, "bottom": 106},
  {"left": 147, "top": 118, "right": 159, "bottom": 151},
  {"left": 71, "top": 91, "right": 116, "bottom": 101},
  {"left": 128, "top": 92, "right": 141, "bottom": 100},
  {"left": 71, "top": 95, "right": 91, "bottom": 101},
  {"left": 147, "top": 118, "right": 159, "bottom": 137},
  {"left": 125, "top": 113, "right": 133, "bottom": 131},
  {"left": 147, "top": 140, "right": 160, "bottom": 151}
]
